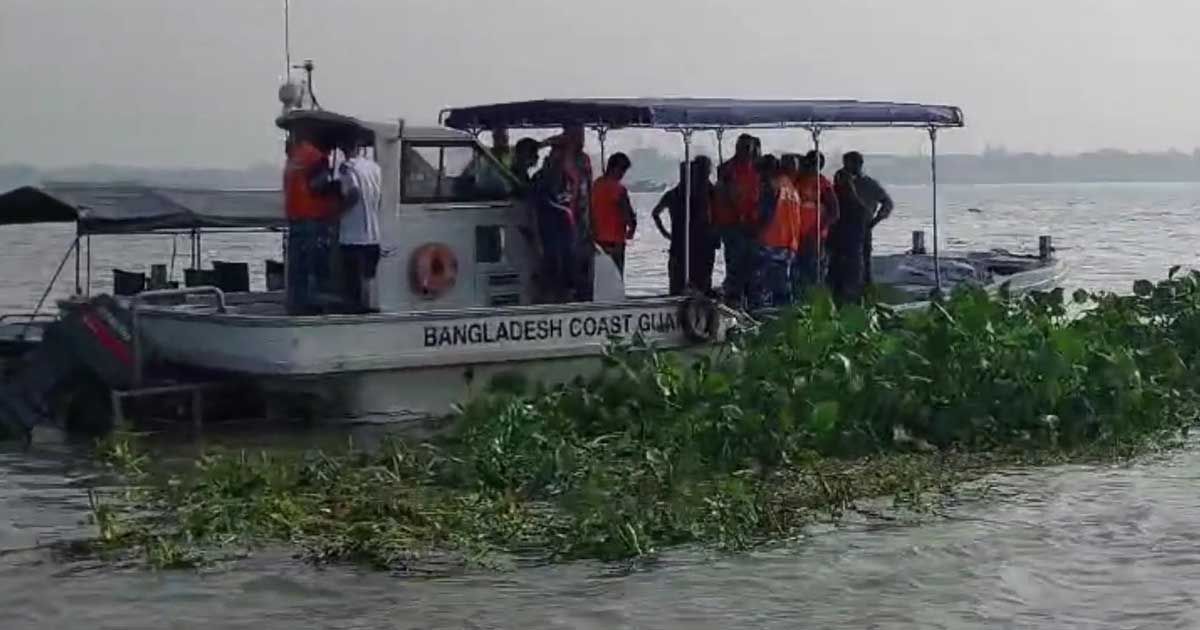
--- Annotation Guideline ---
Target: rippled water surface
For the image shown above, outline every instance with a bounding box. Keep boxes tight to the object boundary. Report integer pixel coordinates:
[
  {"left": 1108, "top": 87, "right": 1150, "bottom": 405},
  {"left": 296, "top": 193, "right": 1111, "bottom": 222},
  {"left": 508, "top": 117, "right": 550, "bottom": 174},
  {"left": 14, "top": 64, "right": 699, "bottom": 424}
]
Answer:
[{"left": 3, "top": 182, "right": 1200, "bottom": 628}]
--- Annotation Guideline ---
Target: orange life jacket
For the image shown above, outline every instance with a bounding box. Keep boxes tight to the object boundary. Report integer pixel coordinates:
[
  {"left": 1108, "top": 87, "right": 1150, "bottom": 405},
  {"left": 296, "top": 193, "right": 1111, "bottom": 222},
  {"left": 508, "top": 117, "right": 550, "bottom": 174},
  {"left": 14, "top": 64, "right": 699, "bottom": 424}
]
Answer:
[
  {"left": 716, "top": 158, "right": 760, "bottom": 227},
  {"left": 794, "top": 173, "right": 835, "bottom": 244},
  {"left": 590, "top": 175, "right": 630, "bottom": 245},
  {"left": 759, "top": 176, "right": 802, "bottom": 251},
  {"left": 284, "top": 141, "right": 339, "bottom": 221}
]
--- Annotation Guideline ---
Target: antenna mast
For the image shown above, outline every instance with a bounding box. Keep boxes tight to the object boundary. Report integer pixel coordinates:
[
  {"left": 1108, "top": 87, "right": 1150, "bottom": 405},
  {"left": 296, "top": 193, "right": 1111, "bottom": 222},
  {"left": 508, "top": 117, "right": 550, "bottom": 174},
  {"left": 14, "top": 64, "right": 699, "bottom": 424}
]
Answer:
[{"left": 283, "top": 0, "right": 292, "bottom": 77}]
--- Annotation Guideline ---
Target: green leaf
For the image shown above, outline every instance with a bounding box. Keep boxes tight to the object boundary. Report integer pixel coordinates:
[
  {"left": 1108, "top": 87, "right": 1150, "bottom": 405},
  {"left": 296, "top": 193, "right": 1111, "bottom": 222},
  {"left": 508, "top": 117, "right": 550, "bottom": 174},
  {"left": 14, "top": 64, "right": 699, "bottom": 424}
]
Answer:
[
  {"left": 1133, "top": 280, "right": 1154, "bottom": 296},
  {"left": 839, "top": 305, "right": 869, "bottom": 335},
  {"left": 809, "top": 401, "right": 840, "bottom": 435}
]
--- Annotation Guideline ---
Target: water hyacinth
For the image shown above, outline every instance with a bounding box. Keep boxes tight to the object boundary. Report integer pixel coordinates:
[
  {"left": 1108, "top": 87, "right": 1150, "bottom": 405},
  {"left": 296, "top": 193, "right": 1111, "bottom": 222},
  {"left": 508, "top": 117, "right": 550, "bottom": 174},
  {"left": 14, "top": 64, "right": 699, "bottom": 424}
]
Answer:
[{"left": 86, "top": 270, "right": 1200, "bottom": 569}]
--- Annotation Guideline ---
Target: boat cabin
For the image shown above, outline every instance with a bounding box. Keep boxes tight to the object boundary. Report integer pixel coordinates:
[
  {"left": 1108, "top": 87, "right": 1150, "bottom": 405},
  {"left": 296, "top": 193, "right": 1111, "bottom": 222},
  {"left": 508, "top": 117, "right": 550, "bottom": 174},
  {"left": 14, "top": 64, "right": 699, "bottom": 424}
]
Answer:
[{"left": 275, "top": 109, "right": 623, "bottom": 315}]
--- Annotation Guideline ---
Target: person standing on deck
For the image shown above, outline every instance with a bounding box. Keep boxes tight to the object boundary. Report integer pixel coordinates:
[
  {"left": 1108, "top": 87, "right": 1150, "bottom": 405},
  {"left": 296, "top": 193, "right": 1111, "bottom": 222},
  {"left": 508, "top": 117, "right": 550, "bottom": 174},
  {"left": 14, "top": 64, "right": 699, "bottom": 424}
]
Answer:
[
  {"left": 590, "top": 152, "right": 637, "bottom": 276},
  {"left": 793, "top": 151, "right": 839, "bottom": 294},
  {"left": 750, "top": 155, "right": 803, "bottom": 309},
  {"left": 652, "top": 157, "right": 717, "bottom": 295},
  {"left": 490, "top": 127, "right": 512, "bottom": 168},
  {"left": 283, "top": 130, "right": 340, "bottom": 315},
  {"left": 843, "top": 152, "right": 895, "bottom": 285},
  {"left": 714, "top": 134, "right": 761, "bottom": 306},
  {"left": 781, "top": 153, "right": 814, "bottom": 296},
  {"left": 510, "top": 137, "right": 543, "bottom": 188},
  {"left": 531, "top": 125, "right": 593, "bottom": 302},
  {"left": 335, "top": 138, "right": 383, "bottom": 313},
  {"left": 829, "top": 151, "right": 877, "bottom": 301}
]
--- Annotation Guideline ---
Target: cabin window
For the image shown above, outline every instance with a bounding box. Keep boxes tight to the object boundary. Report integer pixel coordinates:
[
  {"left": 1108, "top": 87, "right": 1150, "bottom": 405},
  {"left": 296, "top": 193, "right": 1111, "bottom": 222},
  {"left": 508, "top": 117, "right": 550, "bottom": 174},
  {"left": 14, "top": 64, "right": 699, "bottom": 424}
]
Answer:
[
  {"left": 401, "top": 143, "right": 512, "bottom": 203},
  {"left": 475, "top": 225, "right": 504, "bottom": 263}
]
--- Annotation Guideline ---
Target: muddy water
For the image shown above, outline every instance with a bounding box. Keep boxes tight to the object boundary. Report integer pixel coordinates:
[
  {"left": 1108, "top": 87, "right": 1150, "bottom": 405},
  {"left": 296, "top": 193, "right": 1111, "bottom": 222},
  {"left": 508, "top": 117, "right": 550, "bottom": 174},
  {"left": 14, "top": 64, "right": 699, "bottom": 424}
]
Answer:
[{"left": 2, "top": 183, "right": 1200, "bottom": 628}]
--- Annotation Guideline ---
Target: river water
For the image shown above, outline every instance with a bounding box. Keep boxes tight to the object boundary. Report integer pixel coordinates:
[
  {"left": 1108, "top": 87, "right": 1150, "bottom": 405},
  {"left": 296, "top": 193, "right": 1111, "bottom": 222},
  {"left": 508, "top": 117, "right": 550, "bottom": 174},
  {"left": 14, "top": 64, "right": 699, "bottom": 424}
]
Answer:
[{"left": 2, "top": 182, "right": 1200, "bottom": 628}]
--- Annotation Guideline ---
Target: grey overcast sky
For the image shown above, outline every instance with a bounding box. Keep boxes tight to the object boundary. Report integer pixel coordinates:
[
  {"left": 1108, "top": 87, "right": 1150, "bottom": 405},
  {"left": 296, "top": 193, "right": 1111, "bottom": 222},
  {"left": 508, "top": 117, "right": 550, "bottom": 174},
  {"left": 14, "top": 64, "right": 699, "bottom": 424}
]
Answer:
[{"left": 2, "top": 0, "right": 1198, "bottom": 168}]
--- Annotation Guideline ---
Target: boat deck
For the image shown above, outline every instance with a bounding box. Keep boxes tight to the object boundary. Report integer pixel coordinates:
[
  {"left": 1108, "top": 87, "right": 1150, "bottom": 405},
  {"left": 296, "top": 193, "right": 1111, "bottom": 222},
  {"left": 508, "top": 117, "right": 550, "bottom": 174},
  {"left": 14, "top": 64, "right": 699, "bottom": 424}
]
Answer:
[{"left": 0, "top": 317, "right": 51, "bottom": 359}]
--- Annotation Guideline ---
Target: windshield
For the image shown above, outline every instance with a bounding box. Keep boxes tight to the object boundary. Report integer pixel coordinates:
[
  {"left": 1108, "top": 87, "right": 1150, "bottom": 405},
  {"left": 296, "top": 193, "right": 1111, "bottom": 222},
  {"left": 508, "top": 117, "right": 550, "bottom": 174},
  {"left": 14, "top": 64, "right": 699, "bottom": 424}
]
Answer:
[{"left": 402, "top": 142, "right": 513, "bottom": 203}]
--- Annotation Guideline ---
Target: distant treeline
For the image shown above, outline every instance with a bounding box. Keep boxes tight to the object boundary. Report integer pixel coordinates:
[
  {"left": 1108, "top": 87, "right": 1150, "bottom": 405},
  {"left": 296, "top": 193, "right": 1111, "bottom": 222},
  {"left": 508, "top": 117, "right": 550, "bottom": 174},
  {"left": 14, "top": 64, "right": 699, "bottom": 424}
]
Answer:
[
  {"left": 622, "top": 147, "right": 1200, "bottom": 186},
  {"left": 0, "top": 162, "right": 282, "bottom": 191},
  {"left": 4, "top": 147, "right": 1200, "bottom": 191},
  {"left": 869, "top": 148, "right": 1200, "bottom": 185}
]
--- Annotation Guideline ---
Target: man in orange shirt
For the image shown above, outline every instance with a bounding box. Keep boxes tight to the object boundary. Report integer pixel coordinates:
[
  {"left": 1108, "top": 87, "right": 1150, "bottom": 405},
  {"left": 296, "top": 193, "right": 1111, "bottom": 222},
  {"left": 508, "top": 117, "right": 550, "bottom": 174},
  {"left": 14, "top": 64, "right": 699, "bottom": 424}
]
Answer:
[
  {"left": 750, "top": 155, "right": 803, "bottom": 309},
  {"left": 283, "top": 130, "right": 340, "bottom": 315},
  {"left": 590, "top": 153, "right": 637, "bottom": 276},
  {"left": 715, "top": 134, "right": 761, "bottom": 306},
  {"left": 792, "top": 151, "right": 839, "bottom": 294}
]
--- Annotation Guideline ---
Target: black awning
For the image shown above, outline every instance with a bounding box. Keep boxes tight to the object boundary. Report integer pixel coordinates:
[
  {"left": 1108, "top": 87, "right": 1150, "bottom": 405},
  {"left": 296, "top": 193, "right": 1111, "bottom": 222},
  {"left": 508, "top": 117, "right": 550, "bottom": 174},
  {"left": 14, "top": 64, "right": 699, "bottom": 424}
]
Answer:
[
  {"left": 0, "top": 184, "right": 286, "bottom": 234},
  {"left": 443, "top": 98, "right": 965, "bottom": 131}
]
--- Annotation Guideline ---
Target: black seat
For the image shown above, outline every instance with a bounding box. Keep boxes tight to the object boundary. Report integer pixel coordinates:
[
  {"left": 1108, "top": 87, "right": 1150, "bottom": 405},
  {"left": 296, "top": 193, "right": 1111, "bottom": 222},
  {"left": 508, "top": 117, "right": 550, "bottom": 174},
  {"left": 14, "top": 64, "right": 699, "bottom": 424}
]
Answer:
[
  {"left": 183, "top": 268, "right": 216, "bottom": 288},
  {"left": 211, "top": 261, "right": 250, "bottom": 293},
  {"left": 112, "top": 269, "right": 146, "bottom": 296},
  {"left": 265, "top": 259, "right": 285, "bottom": 291}
]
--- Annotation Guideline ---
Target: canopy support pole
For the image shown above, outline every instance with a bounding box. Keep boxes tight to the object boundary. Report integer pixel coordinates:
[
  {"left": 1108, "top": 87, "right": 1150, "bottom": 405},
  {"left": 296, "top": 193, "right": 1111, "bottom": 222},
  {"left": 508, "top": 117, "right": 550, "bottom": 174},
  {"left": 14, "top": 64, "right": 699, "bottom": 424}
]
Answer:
[
  {"left": 21, "top": 238, "right": 76, "bottom": 341},
  {"left": 86, "top": 235, "right": 92, "bottom": 296},
  {"left": 929, "top": 127, "right": 942, "bottom": 294},
  {"left": 73, "top": 225, "right": 81, "bottom": 295},
  {"left": 810, "top": 127, "right": 823, "bottom": 284},
  {"left": 681, "top": 129, "right": 694, "bottom": 292},
  {"left": 715, "top": 129, "right": 725, "bottom": 165},
  {"left": 596, "top": 127, "right": 609, "bottom": 167},
  {"left": 190, "top": 228, "right": 200, "bottom": 270}
]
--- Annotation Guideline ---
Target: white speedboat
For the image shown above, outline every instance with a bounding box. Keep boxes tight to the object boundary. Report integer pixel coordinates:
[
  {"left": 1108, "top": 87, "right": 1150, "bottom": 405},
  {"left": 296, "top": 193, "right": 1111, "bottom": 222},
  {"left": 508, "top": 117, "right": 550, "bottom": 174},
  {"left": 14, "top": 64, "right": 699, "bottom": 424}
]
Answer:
[{"left": 0, "top": 87, "right": 1064, "bottom": 436}]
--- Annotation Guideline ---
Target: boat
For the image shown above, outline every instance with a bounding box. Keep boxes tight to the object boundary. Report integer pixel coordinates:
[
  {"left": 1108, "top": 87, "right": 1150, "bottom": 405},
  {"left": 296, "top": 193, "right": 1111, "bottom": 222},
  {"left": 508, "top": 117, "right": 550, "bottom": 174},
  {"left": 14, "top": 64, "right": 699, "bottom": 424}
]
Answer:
[
  {"left": 0, "top": 86, "right": 1065, "bottom": 437},
  {"left": 626, "top": 179, "right": 669, "bottom": 193}
]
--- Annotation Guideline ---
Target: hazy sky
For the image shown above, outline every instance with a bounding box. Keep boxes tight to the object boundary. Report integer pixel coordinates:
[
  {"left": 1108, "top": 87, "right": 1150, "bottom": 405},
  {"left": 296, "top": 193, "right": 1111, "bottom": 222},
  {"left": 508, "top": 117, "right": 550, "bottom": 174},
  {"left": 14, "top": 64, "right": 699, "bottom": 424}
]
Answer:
[{"left": 2, "top": 0, "right": 1198, "bottom": 168}]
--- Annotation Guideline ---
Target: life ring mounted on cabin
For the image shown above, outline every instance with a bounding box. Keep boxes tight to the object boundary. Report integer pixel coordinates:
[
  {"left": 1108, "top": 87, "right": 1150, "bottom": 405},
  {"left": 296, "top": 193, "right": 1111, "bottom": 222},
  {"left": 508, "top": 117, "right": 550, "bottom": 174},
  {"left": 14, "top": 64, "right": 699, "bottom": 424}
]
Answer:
[{"left": 409, "top": 243, "right": 459, "bottom": 300}]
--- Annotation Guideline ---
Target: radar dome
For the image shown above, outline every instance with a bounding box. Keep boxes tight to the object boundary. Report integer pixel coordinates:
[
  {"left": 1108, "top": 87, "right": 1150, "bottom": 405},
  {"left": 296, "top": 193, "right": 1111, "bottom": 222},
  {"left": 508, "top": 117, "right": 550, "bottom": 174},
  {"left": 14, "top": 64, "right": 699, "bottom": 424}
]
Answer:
[{"left": 278, "top": 80, "right": 305, "bottom": 110}]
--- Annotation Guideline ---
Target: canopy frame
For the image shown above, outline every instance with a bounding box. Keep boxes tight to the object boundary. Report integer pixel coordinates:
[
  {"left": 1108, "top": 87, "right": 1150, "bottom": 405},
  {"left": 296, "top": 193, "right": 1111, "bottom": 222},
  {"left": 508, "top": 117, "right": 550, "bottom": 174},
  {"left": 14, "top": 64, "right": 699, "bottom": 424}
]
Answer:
[
  {"left": 444, "top": 98, "right": 960, "bottom": 297},
  {"left": 441, "top": 98, "right": 965, "bottom": 132}
]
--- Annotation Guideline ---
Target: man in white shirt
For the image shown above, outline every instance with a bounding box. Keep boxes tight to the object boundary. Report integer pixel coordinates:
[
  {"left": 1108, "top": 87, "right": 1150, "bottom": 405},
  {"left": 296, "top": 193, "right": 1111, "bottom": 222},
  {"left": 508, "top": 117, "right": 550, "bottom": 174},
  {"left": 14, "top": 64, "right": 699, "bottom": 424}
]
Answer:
[{"left": 336, "top": 140, "right": 383, "bottom": 313}]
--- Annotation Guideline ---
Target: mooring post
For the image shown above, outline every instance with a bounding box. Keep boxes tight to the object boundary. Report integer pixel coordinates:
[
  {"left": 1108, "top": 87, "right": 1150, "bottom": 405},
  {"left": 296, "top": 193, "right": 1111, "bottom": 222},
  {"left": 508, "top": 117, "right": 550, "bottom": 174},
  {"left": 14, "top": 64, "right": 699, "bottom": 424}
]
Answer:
[
  {"left": 110, "top": 390, "right": 126, "bottom": 430},
  {"left": 191, "top": 388, "right": 204, "bottom": 431},
  {"left": 912, "top": 230, "right": 927, "bottom": 255},
  {"left": 1039, "top": 235, "right": 1054, "bottom": 260}
]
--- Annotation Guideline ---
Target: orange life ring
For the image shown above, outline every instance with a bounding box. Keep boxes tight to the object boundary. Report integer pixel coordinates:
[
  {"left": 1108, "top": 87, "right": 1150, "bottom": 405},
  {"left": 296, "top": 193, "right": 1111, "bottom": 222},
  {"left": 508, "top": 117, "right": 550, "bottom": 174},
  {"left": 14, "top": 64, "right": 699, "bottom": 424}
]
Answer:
[{"left": 409, "top": 243, "right": 458, "bottom": 299}]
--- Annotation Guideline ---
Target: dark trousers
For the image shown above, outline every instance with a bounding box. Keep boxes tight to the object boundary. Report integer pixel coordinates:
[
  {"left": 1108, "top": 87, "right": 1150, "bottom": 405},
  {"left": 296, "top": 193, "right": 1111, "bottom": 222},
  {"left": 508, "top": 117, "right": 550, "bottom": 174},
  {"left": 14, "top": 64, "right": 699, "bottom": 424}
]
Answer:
[
  {"left": 829, "top": 224, "right": 868, "bottom": 301},
  {"left": 828, "top": 244, "right": 865, "bottom": 302},
  {"left": 537, "top": 207, "right": 578, "bottom": 302},
  {"left": 864, "top": 228, "right": 875, "bottom": 284},
  {"left": 669, "top": 244, "right": 716, "bottom": 296},
  {"left": 574, "top": 238, "right": 595, "bottom": 302},
  {"left": 751, "top": 246, "right": 795, "bottom": 310},
  {"left": 598, "top": 242, "right": 626, "bottom": 276},
  {"left": 719, "top": 228, "right": 754, "bottom": 304},
  {"left": 791, "top": 248, "right": 819, "bottom": 299},
  {"left": 286, "top": 219, "right": 335, "bottom": 315},
  {"left": 340, "top": 244, "right": 381, "bottom": 313}
]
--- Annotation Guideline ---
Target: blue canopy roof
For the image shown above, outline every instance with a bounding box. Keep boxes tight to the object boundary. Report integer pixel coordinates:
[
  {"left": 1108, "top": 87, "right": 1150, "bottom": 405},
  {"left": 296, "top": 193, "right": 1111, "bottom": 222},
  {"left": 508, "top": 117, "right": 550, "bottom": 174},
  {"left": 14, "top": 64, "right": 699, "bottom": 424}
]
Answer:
[{"left": 442, "top": 98, "right": 964, "bottom": 131}]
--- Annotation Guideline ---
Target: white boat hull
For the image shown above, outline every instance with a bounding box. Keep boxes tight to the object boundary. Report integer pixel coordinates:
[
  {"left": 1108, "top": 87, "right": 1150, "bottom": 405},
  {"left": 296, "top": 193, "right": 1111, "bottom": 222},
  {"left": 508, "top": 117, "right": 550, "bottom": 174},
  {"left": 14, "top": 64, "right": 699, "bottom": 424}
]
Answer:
[
  {"left": 137, "top": 297, "right": 723, "bottom": 418},
  {"left": 133, "top": 252, "right": 1067, "bottom": 421}
]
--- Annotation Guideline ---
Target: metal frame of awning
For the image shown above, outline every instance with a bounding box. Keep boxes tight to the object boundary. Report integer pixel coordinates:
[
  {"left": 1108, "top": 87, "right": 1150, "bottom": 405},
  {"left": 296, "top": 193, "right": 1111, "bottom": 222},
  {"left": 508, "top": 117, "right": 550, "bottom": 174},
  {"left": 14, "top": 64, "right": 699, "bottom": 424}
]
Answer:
[{"left": 441, "top": 98, "right": 961, "bottom": 296}]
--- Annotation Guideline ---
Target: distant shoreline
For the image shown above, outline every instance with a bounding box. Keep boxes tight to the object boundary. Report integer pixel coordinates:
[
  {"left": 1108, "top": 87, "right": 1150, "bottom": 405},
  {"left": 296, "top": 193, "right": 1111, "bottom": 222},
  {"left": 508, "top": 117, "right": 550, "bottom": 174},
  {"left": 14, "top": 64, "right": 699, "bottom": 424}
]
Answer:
[{"left": 5, "top": 149, "right": 1200, "bottom": 190}]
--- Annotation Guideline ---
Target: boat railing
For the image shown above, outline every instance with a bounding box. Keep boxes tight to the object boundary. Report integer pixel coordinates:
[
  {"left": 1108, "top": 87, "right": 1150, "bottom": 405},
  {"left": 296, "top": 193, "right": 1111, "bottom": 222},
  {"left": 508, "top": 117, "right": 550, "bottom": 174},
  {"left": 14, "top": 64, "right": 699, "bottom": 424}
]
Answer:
[
  {"left": 0, "top": 313, "right": 58, "bottom": 324},
  {"left": 130, "top": 286, "right": 227, "bottom": 387}
]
